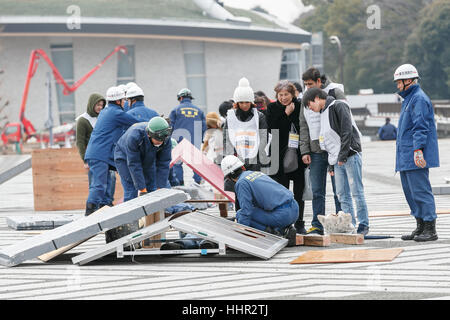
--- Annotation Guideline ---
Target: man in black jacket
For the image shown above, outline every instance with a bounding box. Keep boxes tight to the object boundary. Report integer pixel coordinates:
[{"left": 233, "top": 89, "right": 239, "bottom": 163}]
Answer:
[{"left": 302, "top": 88, "right": 370, "bottom": 235}]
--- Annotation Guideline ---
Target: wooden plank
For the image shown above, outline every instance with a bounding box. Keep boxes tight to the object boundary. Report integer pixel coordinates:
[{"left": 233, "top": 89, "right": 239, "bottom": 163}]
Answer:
[
  {"left": 329, "top": 233, "right": 364, "bottom": 245},
  {"left": 37, "top": 206, "right": 109, "bottom": 262},
  {"left": 290, "top": 248, "right": 404, "bottom": 264},
  {"left": 369, "top": 208, "right": 450, "bottom": 217},
  {"left": 142, "top": 212, "right": 162, "bottom": 249},
  {"left": 32, "top": 147, "right": 124, "bottom": 211}
]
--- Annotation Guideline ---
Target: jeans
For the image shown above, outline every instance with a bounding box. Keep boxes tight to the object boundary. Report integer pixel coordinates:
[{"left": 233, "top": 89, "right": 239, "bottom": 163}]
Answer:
[
  {"left": 173, "top": 162, "right": 202, "bottom": 185},
  {"left": 400, "top": 168, "right": 437, "bottom": 222},
  {"left": 87, "top": 159, "right": 115, "bottom": 206},
  {"left": 334, "top": 152, "right": 369, "bottom": 227},
  {"left": 309, "top": 152, "right": 342, "bottom": 230}
]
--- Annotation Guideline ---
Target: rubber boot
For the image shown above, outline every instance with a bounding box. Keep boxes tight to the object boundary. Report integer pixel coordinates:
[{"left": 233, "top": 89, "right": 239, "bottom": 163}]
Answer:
[
  {"left": 85, "top": 203, "right": 98, "bottom": 216},
  {"left": 401, "top": 217, "right": 424, "bottom": 240},
  {"left": 414, "top": 220, "right": 438, "bottom": 242}
]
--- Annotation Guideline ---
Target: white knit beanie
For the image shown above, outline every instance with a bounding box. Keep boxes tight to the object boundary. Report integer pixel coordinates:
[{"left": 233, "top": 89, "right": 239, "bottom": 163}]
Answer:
[{"left": 233, "top": 77, "right": 254, "bottom": 103}]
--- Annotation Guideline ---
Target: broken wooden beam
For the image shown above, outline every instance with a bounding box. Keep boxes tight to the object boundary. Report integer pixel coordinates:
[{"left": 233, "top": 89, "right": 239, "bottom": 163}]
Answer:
[
  {"left": 296, "top": 234, "right": 330, "bottom": 247},
  {"left": 329, "top": 233, "right": 364, "bottom": 245}
]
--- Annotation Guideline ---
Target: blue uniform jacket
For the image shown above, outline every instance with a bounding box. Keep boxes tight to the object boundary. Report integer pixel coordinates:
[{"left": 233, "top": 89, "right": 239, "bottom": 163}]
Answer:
[
  {"left": 127, "top": 101, "right": 159, "bottom": 122},
  {"left": 114, "top": 122, "right": 171, "bottom": 191},
  {"left": 396, "top": 84, "right": 439, "bottom": 171},
  {"left": 235, "top": 171, "right": 294, "bottom": 227},
  {"left": 378, "top": 123, "right": 397, "bottom": 140},
  {"left": 85, "top": 103, "right": 140, "bottom": 166},
  {"left": 169, "top": 98, "right": 206, "bottom": 148}
]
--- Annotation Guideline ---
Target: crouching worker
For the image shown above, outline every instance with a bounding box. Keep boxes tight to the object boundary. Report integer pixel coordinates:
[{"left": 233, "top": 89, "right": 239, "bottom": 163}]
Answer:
[
  {"left": 114, "top": 116, "right": 172, "bottom": 201},
  {"left": 221, "top": 155, "right": 298, "bottom": 246},
  {"left": 107, "top": 117, "right": 172, "bottom": 244}
]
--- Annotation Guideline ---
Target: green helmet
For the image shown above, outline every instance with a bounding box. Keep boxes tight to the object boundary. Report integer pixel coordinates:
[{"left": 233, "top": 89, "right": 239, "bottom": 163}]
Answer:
[
  {"left": 171, "top": 138, "right": 178, "bottom": 149},
  {"left": 177, "top": 88, "right": 193, "bottom": 100},
  {"left": 146, "top": 117, "right": 172, "bottom": 142}
]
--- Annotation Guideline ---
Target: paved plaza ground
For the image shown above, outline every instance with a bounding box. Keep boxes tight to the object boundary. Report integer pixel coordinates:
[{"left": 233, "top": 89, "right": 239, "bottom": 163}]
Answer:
[{"left": 0, "top": 139, "right": 450, "bottom": 302}]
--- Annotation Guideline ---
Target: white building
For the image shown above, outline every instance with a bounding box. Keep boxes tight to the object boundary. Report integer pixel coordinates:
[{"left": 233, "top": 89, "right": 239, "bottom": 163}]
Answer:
[{"left": 0, "top": 0, "right": 311, "bottom": 130}]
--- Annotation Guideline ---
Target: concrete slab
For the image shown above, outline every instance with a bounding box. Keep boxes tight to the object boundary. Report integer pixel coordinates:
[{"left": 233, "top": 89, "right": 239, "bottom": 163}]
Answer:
[
  {"left": 0, "top": 189, "right": 188, "bottom": 267},
  {"left": 6, "top": 214, "right": 80, "bottom": 230},
  {"left": 0, "top": 155, "right": 31, "bottom": 185}
]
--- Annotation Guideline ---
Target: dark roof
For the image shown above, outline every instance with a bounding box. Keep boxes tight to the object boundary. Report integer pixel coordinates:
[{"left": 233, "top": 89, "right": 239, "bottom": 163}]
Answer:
[{"left": 0, "top": 0, "right": 311, "bottom": 47}]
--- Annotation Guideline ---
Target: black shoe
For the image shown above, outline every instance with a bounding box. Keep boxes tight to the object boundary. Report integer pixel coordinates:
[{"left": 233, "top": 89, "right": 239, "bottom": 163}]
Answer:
[
  {"left": 199, "top": 240, "right": 218, "bottom": 249},
  {"left": 294, "top": 220, "right": 307, "bottom": 235},
  {"left": 85, "top": 203, "right": 97, "bottom": 216},
  {"left": 161, "top": 242, "right": 185, "bottom": 250},
  {"left": 264, "top": 226, "right": 282, "bottom": 237},
  {"left": 414, "top": 220, "right": 438, "bottom": 242},
  {"left": 401, "top": 217, "right": 424, "bottom": 241},
  {"left": 283, "top": 225, "right": 297, "bottom": 247},
  {"left": 357, "top": 224, "right": 369, "bottom": 236}
]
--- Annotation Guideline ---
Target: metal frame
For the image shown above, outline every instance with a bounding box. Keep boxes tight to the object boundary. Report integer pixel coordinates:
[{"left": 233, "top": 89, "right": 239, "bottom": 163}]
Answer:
[{"left": 72, "top": 211, "right": 287, "bottom": 266}]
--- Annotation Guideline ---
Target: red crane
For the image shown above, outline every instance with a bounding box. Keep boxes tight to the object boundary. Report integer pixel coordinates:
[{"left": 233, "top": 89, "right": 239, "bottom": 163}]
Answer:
[{"left": 1, "top": 45, "right": 127, "bottom": 147}]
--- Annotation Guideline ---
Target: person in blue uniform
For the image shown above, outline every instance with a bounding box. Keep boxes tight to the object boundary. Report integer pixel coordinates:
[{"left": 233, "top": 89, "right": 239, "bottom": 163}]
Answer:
[
  {"left": 393, "top": 64, "right": 440, "bottom": 242},
  {"left": 84, "top": 86, "right": 140, "bottom": 215},
  {"left": 169, "top": 88, "right": 206, "bottom": 185},
  {"left": 126, "top": 85, "right": 159, "bottom": 122},
  {"left": 378, "top": 117, "right": 397, "bottom": 140},
  {"left": 114, "top": 117, "right": 172, "bottom": 201},
  {"left": 221, "top": 155, "right": 298, "bottom": 246}
]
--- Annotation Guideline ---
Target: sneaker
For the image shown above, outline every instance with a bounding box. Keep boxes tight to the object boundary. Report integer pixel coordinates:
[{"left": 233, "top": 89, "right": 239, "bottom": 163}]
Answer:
[
  {"left": 283, "top": 225, "right": 297, "bottom": 247},
  {"left": 199, "top": 240, "right": 218, "bottom": 249},
  {"left": 306, "top": 227, "right": 324, "bottom": 235},
  {"left": 160, "top": 242, "right": 185, "bottom": 250},
  {"left": 357, "top": 224, "right": 369, "bottom": 236}
]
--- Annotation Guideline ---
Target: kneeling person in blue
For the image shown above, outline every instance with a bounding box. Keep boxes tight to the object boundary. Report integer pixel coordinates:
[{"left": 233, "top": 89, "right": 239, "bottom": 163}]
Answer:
[
  {"left": 114, "top": 117, "right": 172, "bottom": 201},
  {"left": 221, "top": 155, "right": 298, "bottom": 246}
]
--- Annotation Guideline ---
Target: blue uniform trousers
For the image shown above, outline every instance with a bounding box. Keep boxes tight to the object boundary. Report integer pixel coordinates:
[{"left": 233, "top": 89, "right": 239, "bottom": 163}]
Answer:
[
  {"left": 400, "top": 168, "right": 437, "bottom": 222},
  {"left": 115, "top": 158, "right": 139, "bottom": 202},
  {"left": 87, "top": 159, "right": 115, "bottom": 206},
  {"left": 237, "top": 199, "right": 299, "bottom": 232}
]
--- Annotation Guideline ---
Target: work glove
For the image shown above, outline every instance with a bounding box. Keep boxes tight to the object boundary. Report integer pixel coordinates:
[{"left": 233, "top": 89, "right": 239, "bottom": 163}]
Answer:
[{"left": 414, "top": 149, "right": 426, "bottom": 168}]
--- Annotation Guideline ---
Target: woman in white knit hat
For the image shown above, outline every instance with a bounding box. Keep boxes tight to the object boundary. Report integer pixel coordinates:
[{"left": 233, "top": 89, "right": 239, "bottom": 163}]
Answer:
[{"left": 223, "top": 77, "right": 269, "bottom": 211}]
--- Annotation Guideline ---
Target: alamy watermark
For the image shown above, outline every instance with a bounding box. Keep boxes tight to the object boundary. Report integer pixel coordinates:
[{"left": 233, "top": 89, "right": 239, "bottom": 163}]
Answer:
[
  {"left": 66, "top": 5, "right": 81, "bottom": 30},
  {"left": 366, "top": 4, "right": 381, "bottom": 30}
]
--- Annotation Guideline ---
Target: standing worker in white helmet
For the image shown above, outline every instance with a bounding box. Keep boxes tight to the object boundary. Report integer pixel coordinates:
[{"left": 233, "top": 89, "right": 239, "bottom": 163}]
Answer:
[
  {"left": 125, "top": 85, "right": 159, "bottom": 121},
  {"left": 83, "top": 86, "right": 141, "bottom": 216},
  {"left": 221, "top": 155, "right": 298, "bottom": 246},
  {"left": 394, "top": 64, "right": 440, "bottom": 242}
]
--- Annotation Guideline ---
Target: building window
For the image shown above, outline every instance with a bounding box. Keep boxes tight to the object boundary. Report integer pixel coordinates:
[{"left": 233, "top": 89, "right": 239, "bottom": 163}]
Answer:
[
  {"left": 182, "top": 41, "right": 207, "bottom": 112},
  {"left": 50, "top": 44, "right": 75, "bottom": 124},
  {"left": 279, "top": 49, "right": 301, "bottom": 82},
  {"left": 117, "top": 45, "right": 135, "bottom": 85}
]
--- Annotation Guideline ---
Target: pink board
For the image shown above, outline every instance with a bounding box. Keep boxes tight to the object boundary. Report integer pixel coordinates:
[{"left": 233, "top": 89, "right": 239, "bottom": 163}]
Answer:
[{"left": 170, "top": 139, "right": 235, "bottom": 202}]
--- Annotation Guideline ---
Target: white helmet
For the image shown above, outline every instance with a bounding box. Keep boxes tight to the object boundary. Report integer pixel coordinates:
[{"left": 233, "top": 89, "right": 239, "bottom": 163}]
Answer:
[
  {"left": 221, "top": 155, "right": 244, "bottom": 178},
  {"left": 125, "top": 85, "right": 144, "bottom": 99},
  {"left": 117, "top": 84, "right": 127, "bottom": 92},
  {"left": 125, "top": 82, "right": 137, "bottom": 91},
  {"left": 393, "top": 64, "right": 419, "bottom": 82},
  {"left": 106, "top": 86, "right": 126, "bottom": 101}
]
